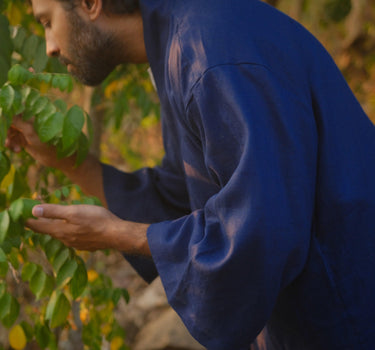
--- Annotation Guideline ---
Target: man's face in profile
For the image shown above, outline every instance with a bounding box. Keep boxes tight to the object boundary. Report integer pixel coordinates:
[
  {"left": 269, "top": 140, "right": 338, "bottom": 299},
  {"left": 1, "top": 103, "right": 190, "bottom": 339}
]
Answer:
[{"left": 32, "top": 0, "right": 121, "bottom": 86}]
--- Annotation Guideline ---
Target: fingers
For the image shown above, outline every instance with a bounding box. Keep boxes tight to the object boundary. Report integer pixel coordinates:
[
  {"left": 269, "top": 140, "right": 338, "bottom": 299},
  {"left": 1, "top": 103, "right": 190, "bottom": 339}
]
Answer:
[
  {"left": 32, "top": 204, "right": 74, "bottom": 221},
  {"left": 11, "top": 115, "right": 36, "bottom": 140},
  {"left": 5, "top": 116, "right": 36, "bottom": 153},
  {"left": 26, "top": 217, "right": 70, "bottom": 236},
  {"left": 5, "top": 127, "right": 27, "bottom": 152},
  {"left": 31, "top": 203, "right": 104, "bottom": 223},
  {"left": 25, "top": 217, "right": 85, "bottom": 249}
]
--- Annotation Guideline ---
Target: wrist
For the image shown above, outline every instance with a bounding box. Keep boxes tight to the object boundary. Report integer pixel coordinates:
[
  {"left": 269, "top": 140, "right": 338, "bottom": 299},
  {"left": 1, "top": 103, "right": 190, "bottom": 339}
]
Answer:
[{"left": 108, "top": 219, "right": 151, "bottom": 256}]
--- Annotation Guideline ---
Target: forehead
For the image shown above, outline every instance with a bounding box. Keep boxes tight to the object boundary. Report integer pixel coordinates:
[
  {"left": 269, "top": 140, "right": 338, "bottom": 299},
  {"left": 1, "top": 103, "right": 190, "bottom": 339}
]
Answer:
[{"left": 31, "top": 0, "right": 60, "bottom": 20}]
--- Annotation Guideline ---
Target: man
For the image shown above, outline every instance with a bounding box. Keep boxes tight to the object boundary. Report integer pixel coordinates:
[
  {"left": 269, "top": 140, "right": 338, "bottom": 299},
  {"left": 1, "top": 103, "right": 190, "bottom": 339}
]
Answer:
[{"left": 7, "top": 0, "right": 375, "bottom": 349}]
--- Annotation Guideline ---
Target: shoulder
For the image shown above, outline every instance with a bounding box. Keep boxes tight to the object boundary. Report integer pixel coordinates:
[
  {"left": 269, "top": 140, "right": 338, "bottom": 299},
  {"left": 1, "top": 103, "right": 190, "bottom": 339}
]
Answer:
[{"left": 167, "top": 0, "right": 324, "bottom": 107}]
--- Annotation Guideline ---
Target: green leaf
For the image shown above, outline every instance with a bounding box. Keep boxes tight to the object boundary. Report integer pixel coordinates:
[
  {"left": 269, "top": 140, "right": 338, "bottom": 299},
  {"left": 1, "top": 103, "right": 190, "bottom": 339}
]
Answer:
[
  {"left": 0, "top": 151, "right": 10, "bottom": 184},
  {"left": 20, "top": 321, "right": 34, "bottom": 342},
  {"left": 25, "top": 88, "right": 40, "bottom": 108},
  {"left": 0, "top": 192, "right": 6, "bottom": 207},
  {"left": 21, "top": 198, "right": 41, "bottom": 220},
  {"left": 62, "top": 105, "right": 84, "bottom": 151},
  {"left": 46, "top": 291, "right": 70, "bottom": 328},
  {"left": 0, "top": 293, "right": 11, "bottom": 320},
  {"left": 0, "top": 211, "right": 9, "bottom": 243},
  {"left": 0, "top": 261, "right": 8, "bottom": 277},
  {"left": 9, "top": 169, "right": 28, "bottom": 202},
  {"left": 2, "top": 222, "right": 22, "bottom": 249},
  {"left": 37, "top": 111, "right": 64, "bottom": 143},
  {"left": 29, "top": 268, "right": 47, "bottom": 299},
  {"left": 8, "top": 198, "right": 38, "bottom": 223},
  {"left": 23, "top": 88, "right": 40, "bottom": 120},
  {"left": 52, "top": 247, "right": 70, "bottom": 273},
  {"left": 51, "top": 75, "right": 72, "bottom": 92},
  {"left": 33, "top": 40, "right": 49, "bottom": 73},
  {"left": 21, "top": 35, "right": 39, "bottom": 61},
  {"left": 8, "top": 248, "right": 19, "bottom": 269},
  {"left": 56, "top": 258, "right": 77, "bottom": 288},
  {"left": 75, "top": 132, "right": 89, "bottom": 166},
  {"left": 112, "top": 288, "right": 122, "bottom": 306},
  {"left": 20, "top": 86, "right": 31, "bottom": 104},
  {"left": 0, "top": 15, "right": 12, "bottom": 55},
  {"left": 0, "top": 248, "right": 6, "bottom": 263},
  {"left": 56, "top": 138, "right": 77, "bottom": 159},
  {"left": 31, "top": 95, "right": 49, "bottom": 116},
  {"left": 324, "top": 0, "right": 352, "bottom": 22},
  {"left": 0, "top": 117, "right": 8, "bottom": 150},
  {"left": 54, "top": 99, "right": 67, "bottom": 112},
  {"left": 13, "top": 27, "right": 27, "bottom": 52},
  {"left": 1, "top": 296, "right": 19, "bottom": 328},
  {"left": 70, "top": 257, "right": 87, "bottom": 299},
  {"left": 61, "top": 186, "right": 70, "bottom": 198},
  {"left": 35, "top": 323, "right": 51, "bottom": 349},
  {"left": 8, "top": 64, "right": 33, "bottom": 85},
  {"left": 36, "top": 100, "right": 56, "bottom": 121},
  {"left": 0, "top": 85, "right": 15, "bottom": 113},
  {"left": 12, "top": 87, "right": 23, "bottom": 115},
  {"left": 21, "top": 262, "right": 38, "bottom": 282},
  {"left": 0, "top": 55, "right": 11, "bottom": 87},
  {"left": 45, "top": 239, "right": 63, "bottom": 261},
  {"left": 39, "top": 274, "right": 55, "bottom": 299},
  {"left": 9, "top": 198, "right": 23, "bottom": 222},
  {"left": 38, "top": 233, "right": 52, "bottom": 247}
]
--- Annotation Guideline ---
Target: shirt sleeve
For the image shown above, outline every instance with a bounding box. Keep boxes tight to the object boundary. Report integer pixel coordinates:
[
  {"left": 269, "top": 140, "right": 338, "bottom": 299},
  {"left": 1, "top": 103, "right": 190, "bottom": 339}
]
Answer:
[
  {"left": 102, "top": 161, "right": 191, "bottom": 282},
  {"left": 147, "top": 63, "right": 318, "bottom": 348}
]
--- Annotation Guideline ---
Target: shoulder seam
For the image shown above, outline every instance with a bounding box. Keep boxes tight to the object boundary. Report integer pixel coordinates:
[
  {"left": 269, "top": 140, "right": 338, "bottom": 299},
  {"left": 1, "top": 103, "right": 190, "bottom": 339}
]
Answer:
[{"left": 185, "top": 62, "right": 271, "bottom": 113}]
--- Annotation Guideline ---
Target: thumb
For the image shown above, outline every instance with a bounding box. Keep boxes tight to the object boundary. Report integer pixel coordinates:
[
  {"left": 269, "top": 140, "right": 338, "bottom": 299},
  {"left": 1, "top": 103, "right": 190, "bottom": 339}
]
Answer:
[
  {"left": 32, "top": 205, "right": 44, "bottom": 218},
  {"left": 32, "top": 204, "right": 71, "bottom": 220}
]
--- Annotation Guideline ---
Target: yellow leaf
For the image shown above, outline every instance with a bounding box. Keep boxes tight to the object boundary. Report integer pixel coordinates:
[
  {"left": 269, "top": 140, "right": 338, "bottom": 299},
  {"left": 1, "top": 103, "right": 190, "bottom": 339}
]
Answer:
[
  {"left": 1, "top": 165, "right": 15, "bottom": 189},
  {"left": 79, "top": 307, "right": 89, "bottom": 325},
  {"left": 9, "top": 325, "right": 27, "bottom": 350},
  {"left": 17, "top": 254, "right": 24, "bottom": 264},
  {"left": 110, "top": 336, "right": 123, "bottom": 350},
  {"left": 101, "top": 323, "right": 111, "bottom": 336},
  {"left": 87, "top": 269, "right": 99, "bottom": 282},
  {"left": 104, "top": 81, "right": 119, "bottom": 99},
  {"left": 7, "top": 4, "right": 23, "bottom": 26},
  {"left": 39, "top": 81, "right": 50, "bottom": 94}
]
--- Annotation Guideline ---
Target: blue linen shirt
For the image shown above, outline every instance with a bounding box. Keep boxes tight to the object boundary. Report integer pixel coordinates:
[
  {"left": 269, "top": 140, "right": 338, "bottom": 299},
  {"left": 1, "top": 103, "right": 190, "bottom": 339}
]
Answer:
[{"left": 102, "top": 0, "right": 375, "bottom": 348}]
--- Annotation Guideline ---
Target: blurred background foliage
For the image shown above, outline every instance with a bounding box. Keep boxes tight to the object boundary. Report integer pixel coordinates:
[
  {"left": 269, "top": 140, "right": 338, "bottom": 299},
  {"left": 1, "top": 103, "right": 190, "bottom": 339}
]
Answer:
[{"left": 267, "top": 0, "right": 375, "bottom": 123}]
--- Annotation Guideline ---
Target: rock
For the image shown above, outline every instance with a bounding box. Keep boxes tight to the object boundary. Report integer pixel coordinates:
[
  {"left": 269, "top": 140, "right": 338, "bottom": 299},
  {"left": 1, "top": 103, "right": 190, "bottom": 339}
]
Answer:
[{"left": 133, "top": 308, "right": 206, "bottom": 350}]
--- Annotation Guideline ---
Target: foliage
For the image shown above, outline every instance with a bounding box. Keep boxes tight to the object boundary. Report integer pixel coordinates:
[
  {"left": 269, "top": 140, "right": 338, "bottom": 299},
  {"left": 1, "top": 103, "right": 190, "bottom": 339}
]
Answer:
[
  {"left": 0, "top": 2, "right": 130, "bottom": 349},
  {"left": 271, "top": 0, "right": 375, "bottom": 123}
]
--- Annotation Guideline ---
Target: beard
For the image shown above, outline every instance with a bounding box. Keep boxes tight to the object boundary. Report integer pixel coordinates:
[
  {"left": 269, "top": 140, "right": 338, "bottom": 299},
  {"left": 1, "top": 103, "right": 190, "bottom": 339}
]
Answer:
[{"left": 60, "top": 12, "right": 121, "bottom": 86}]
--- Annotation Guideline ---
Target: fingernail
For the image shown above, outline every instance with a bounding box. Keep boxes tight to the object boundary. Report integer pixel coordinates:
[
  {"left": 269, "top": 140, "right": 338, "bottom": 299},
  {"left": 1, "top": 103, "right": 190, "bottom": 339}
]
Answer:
[{"left": 33, "top": 206, "right": 44, "bottom": 217}]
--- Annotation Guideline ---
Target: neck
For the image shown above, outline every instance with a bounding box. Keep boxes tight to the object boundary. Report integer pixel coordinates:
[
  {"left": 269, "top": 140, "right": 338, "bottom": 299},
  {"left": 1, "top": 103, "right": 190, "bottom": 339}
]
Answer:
[{"left": 99, "top": 11, "right": 148, "bottom": 64}]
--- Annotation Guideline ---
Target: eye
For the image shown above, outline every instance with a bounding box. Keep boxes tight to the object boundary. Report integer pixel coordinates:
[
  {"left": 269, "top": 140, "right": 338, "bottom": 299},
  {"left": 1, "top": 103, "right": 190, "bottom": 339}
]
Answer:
[{"left": 42, "top": 21, "right": 51, "bottom": 29}]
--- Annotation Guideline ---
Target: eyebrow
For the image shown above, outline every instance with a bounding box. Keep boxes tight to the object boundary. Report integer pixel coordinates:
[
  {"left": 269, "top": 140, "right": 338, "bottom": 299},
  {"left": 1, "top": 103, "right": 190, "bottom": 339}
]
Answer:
[{"left": 34, "top": 10, "right": 49, "bottom": 24}]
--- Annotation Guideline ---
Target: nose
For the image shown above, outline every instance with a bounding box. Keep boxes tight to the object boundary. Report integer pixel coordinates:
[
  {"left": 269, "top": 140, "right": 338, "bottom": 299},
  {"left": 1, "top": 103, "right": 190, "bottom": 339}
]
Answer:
[{"left": 45, "top": 31, "right": 59, "bottom": 57}]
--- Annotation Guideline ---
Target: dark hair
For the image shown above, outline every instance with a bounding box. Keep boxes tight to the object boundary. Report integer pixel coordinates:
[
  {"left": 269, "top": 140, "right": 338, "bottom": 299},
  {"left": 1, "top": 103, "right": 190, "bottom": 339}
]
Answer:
[{"left": 56, "top": 0, "right": 139, "bottom": 14}]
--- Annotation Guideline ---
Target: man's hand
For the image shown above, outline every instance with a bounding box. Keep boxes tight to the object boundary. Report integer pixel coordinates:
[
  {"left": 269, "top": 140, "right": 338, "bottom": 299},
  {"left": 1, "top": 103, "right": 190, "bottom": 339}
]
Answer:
[
  {"left": 26, "top": 204, "right": 151, "bottom": 255},
  {"left": 6, "top": 116, "right": 107, "bottom": 205},
  {"left": 5, "top": 116, "right": 68, "bottom": 169}
]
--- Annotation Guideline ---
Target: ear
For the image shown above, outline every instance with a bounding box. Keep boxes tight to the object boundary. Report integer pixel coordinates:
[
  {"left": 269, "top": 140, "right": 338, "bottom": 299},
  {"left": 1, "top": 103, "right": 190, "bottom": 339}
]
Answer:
[{"left": 80, "top": 0, "right": 103, "bottom": 21}]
